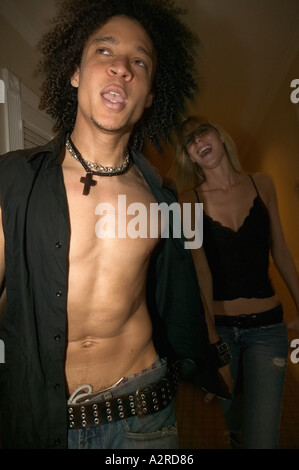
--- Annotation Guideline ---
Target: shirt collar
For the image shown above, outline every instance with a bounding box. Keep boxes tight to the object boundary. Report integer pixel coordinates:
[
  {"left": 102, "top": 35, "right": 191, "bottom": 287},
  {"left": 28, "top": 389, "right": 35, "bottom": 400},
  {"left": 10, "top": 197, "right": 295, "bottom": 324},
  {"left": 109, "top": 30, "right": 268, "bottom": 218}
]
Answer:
[
  {"left": 27, "top": 132, "right": 66, "bottom": 163},
  {"left": 131, "top": 149, "right": 163, "bottom": 189}
]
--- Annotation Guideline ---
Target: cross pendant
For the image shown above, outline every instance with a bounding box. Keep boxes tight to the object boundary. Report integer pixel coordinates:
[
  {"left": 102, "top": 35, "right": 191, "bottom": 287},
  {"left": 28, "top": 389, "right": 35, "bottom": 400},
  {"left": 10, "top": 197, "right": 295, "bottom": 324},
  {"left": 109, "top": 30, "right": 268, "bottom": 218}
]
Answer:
[{"left": 80, "top": 173, "right": 97, "bottom": 196}]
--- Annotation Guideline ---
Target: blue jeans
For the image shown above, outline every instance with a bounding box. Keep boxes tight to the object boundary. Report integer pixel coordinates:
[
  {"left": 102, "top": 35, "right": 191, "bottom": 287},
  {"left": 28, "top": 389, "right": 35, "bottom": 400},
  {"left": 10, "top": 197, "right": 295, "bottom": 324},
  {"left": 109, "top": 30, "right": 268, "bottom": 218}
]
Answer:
[
  {"left": 68, "top": 357, "right": 178, "bottom": 449},
  {"left": 216, "top": 321, "right": 288, "bottom": 449}
]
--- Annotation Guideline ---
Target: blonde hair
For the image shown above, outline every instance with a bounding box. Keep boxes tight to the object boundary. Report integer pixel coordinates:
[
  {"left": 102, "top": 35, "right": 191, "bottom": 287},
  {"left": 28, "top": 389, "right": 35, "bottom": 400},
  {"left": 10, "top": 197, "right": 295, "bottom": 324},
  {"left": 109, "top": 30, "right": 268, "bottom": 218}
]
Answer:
[{"left": 168, "top": 115, "right": 243, "bottom": 193}]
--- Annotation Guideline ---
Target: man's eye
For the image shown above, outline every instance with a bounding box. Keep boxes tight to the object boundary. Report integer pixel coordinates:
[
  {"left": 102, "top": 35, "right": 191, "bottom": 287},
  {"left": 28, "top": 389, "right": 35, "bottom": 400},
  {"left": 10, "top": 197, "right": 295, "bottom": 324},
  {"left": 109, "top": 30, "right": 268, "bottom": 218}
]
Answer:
[
  {"left": 97, "top": 48, "right": 110, "bottom": 55},
  {"left": 134, "top": 59, "right": 147, "bottom": 68}
]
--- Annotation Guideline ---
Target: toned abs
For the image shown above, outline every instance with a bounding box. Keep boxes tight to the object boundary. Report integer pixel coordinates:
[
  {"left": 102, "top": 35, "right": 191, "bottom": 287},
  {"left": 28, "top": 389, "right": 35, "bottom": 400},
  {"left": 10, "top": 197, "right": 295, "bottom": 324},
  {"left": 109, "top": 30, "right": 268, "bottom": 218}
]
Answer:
[{"left": 62, "top": 161, "right": 160, "bottom": 395}]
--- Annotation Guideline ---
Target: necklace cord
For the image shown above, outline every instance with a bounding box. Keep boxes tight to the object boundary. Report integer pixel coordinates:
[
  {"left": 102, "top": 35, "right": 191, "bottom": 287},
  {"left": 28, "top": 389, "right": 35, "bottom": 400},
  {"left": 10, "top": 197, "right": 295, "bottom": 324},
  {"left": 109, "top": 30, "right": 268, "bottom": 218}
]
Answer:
[{"left": 65, "top": 134, "right": 131, "bottom": 176}]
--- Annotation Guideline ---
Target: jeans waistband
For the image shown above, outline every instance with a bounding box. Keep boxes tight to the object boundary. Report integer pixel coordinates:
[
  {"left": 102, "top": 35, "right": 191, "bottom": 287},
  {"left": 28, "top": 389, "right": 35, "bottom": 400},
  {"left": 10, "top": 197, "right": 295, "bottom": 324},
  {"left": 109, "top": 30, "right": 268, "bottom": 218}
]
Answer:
[
  {"left": 68, "top": 356, "right": 165, "bottom": 405},
  {"left": 214, "top": 304, "right": 283, "bottom": 329}
]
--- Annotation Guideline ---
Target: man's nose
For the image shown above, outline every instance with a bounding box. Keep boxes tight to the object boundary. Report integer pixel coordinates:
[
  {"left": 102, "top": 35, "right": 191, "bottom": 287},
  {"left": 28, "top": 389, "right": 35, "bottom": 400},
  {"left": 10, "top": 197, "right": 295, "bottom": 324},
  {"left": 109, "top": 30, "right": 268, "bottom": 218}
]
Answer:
[{"left": 108, "top": 57, "right": 133, "bottom": 81}]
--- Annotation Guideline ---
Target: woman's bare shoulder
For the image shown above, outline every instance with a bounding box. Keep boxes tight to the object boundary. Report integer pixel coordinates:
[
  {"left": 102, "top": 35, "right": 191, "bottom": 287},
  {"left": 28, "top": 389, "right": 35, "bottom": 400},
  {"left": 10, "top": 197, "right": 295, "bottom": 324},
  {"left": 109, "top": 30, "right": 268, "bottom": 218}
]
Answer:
[
  {"left": 251, "top": 172, "right": 277, "bottom": 205},
  {"left": 251, "top": 172, "right": 275, "bottom": 187}
]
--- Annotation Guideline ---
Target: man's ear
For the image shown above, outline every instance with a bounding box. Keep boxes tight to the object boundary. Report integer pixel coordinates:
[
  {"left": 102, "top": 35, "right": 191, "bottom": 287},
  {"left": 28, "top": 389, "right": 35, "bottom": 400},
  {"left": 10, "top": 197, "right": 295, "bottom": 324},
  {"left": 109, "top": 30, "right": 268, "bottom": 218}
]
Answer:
[
  {"left": 70, "top": 67, "right": 80, "bottom": 88},
  {"left": 145, "top": 91, "right": 154, "bottom": 108}
]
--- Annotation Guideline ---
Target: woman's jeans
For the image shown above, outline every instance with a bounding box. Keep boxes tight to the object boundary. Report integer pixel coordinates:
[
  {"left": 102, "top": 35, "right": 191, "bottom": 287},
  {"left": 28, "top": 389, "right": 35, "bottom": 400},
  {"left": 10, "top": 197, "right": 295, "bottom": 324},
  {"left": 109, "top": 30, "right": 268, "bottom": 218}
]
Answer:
[
  {"left": 68, "top": 357, "right": 178, "bottom": 449},
  {"left": 216, "top": 321, "right": 288, "bottom": 449}
]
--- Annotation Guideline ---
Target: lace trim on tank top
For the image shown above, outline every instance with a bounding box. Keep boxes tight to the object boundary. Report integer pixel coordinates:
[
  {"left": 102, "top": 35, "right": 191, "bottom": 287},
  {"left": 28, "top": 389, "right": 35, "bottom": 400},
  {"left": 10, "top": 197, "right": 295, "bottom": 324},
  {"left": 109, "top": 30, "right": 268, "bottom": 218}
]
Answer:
[{"left": 193, "top": 175, "right": 261, "bottom": 232}]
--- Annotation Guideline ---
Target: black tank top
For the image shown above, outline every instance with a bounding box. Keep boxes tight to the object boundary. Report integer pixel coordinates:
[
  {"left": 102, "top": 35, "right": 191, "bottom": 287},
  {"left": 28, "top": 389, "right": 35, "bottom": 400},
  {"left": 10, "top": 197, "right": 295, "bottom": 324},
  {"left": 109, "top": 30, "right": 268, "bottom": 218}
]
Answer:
[{"left": 194, "top": 175, "right": 275, "bottom": 300}]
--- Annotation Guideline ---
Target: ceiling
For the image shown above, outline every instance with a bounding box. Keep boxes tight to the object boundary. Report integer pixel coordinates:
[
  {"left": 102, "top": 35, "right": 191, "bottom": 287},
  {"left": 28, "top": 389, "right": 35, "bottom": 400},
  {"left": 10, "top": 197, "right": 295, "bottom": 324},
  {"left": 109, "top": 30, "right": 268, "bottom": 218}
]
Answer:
[{"left": 1, "top": 0, "right": 299, "bottom": 155}]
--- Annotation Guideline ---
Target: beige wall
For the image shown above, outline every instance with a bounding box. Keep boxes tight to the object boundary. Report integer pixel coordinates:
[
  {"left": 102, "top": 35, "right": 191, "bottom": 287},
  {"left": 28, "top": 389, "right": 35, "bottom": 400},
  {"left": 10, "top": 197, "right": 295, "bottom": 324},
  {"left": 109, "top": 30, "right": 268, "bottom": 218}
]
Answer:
[
  {"left": 0, "top": 14, "right": 55, "bottom": 155},
  {"left": 243, "top": 51, "right": 299, "bottom": 322},
  {"left": 0, "top": 14, "right": 40, "bottom": 94},
  {"left": 0, "top": 14, "right": 41, "bottom": 155}
]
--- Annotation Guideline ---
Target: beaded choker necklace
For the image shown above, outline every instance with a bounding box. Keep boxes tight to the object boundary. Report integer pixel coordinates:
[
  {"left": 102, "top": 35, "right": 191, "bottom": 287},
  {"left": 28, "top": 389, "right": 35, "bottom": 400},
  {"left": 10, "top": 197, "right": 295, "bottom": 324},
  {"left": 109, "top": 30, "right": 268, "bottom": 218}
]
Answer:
[{"left": 65, "top": 134, "right": 131, "bottom": 195}]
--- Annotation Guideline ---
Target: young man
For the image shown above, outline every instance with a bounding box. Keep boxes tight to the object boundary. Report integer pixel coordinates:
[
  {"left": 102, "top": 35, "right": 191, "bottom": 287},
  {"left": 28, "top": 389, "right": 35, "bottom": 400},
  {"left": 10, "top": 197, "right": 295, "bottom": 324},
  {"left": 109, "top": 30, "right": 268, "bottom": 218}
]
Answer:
[{"left": 0, "top": 0, "right": 231, "bottom": 449}]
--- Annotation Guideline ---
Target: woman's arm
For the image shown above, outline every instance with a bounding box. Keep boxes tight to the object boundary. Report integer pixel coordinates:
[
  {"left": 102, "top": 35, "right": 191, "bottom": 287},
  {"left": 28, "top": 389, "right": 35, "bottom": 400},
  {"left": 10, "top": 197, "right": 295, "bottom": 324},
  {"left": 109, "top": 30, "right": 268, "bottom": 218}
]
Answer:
[
  {"left": 179, "top": 190, "right": 218, "bottom": 342},
  {"left": 179, "top": 190, "right": 232, "bottom": 398}
]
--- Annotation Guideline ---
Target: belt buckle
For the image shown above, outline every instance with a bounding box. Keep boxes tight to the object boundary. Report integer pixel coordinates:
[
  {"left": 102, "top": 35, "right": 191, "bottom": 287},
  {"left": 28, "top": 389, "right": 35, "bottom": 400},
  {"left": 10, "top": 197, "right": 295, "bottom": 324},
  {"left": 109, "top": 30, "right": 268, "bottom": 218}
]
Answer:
[{"left": 237, "top": 314, "right": 252, "bottom": 328}]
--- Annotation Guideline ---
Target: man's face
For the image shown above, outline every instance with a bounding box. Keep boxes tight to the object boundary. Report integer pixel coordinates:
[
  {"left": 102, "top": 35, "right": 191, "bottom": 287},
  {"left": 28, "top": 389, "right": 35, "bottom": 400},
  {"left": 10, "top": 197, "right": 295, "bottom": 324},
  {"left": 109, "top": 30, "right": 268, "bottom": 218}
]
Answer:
[{"left": 71, "top": 15, "right": 156, "bottom": 135}]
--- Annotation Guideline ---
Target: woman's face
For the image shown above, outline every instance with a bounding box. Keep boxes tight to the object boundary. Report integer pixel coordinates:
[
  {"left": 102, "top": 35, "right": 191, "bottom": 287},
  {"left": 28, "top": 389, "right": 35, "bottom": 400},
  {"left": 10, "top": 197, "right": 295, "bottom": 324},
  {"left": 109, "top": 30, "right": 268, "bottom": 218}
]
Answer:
[{"left": 186, "top": 125, "right": 225, "bottom": 170}]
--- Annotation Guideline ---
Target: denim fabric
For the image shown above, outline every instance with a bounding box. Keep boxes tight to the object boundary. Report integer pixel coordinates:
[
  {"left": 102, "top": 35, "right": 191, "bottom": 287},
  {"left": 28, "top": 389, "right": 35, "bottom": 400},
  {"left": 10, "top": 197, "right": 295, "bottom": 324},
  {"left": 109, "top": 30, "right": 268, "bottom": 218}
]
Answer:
[
  {"left": 68, "top": 358, "right": 178, "bottom": 449},
  {"left": 216, "top": 320, "right": 288, "bottom": 449}
]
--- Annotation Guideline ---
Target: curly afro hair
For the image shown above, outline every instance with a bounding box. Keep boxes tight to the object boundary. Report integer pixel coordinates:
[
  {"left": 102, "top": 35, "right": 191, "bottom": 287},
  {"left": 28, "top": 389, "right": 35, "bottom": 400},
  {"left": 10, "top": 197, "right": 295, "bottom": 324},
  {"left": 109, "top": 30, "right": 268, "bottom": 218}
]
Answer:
[{"left": 36, "top": 0, "right": 199, "bottom": 150}]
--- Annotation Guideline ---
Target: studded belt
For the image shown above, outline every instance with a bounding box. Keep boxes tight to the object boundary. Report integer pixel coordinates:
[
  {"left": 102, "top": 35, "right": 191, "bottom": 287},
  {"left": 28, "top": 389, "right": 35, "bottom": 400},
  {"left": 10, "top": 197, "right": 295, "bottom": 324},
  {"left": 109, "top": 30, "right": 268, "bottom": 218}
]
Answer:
[{"left": 67, "top": 362, "right": 180, "bottom": 429}]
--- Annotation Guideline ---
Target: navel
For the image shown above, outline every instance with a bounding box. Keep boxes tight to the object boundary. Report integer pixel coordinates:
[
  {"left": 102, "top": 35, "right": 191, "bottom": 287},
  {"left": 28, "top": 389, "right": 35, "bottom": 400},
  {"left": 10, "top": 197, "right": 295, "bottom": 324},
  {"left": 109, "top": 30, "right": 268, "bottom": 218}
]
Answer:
[{"left": 81, "top": 339, "right": 96, "bottom": 349}]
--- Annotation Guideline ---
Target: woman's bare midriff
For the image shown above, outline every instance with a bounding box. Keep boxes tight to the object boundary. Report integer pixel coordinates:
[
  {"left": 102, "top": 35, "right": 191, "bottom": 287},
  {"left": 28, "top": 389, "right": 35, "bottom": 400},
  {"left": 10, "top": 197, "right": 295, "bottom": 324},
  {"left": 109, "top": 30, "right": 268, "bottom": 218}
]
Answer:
[{"left": 213, "top": 295, "right": 280, "bottom": 316}]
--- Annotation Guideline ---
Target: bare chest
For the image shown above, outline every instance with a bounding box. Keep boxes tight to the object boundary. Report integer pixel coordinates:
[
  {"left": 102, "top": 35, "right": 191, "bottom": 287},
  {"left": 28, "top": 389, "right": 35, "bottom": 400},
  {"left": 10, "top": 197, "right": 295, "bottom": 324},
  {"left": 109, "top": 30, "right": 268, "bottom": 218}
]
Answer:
[{"left": 63, "top": 168, "right": 161, "bottom": 261}]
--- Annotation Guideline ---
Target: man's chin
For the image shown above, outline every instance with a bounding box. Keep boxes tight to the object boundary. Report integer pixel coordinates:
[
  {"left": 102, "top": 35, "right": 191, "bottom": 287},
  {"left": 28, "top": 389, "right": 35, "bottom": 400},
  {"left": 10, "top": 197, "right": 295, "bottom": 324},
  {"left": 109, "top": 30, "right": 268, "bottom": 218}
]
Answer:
[{"left": 91, "top": 117, "right": 131, "bottom": 135}]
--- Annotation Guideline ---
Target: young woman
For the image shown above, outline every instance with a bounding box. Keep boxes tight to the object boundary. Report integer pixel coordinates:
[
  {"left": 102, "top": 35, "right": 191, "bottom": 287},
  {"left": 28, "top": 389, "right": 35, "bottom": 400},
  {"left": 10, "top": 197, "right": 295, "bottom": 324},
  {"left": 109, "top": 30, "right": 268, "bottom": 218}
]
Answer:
[{"left": 170, "top": 116, "right": 299, "bottom": 449}]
